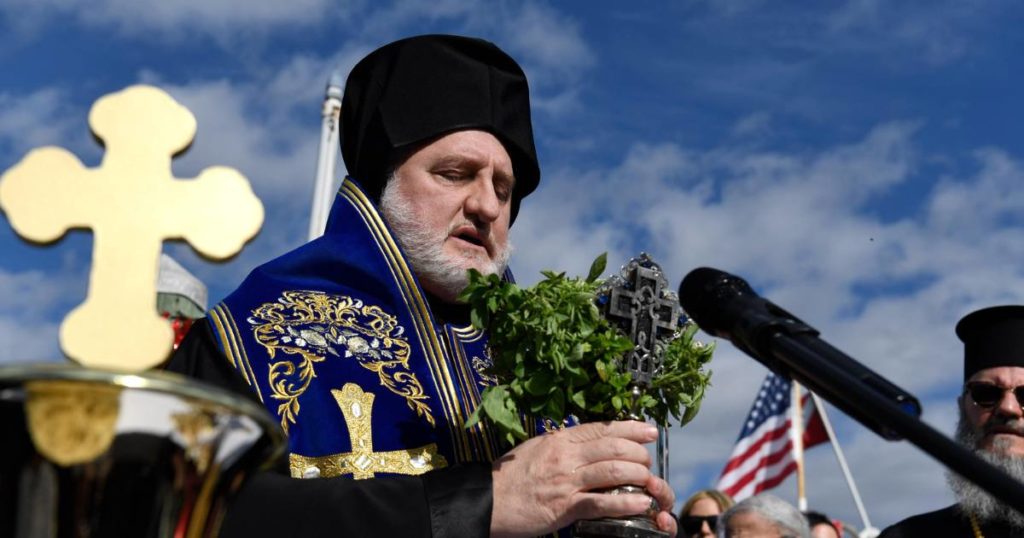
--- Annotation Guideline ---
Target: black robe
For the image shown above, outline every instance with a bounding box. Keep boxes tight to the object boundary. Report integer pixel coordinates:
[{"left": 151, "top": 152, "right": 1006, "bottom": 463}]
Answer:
[
  {"left": 166, "top": 321, "right": 492, "bottom": 538},
  {"left": 880, "top": 504, "right": 1023, "bottom": 538}
]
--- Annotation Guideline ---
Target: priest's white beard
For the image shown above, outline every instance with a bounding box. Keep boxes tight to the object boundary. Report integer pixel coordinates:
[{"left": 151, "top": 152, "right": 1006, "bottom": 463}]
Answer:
[
  {"left": 947, "top": 408, "right": 1024, "bottom": 529},
  {"left": 379, "top": 174, "right": 512, "bottom": 301}
]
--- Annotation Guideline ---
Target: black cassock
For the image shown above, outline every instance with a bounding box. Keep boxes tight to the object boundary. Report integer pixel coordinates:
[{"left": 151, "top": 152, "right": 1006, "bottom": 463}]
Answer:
[
  {"left": 880, "top": 504, "right": 1023, "bottom": 538},
  {"left": 167, "top": 322, "right": 492, "bottom": 538}
]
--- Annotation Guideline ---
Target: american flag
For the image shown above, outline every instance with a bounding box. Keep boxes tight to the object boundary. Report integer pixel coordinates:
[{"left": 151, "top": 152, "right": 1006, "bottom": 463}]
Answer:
[{"left": 716, "top": 372, "right": 828, "bottom": 500}]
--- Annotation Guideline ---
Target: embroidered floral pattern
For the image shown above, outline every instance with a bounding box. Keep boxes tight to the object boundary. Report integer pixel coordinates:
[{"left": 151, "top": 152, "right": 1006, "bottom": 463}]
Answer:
[
  {"left": 471, "top": 355, "right": 498, "bottom": 387},
  {"left": 248, "top": 290, "right": 433, "bottom": 432}
]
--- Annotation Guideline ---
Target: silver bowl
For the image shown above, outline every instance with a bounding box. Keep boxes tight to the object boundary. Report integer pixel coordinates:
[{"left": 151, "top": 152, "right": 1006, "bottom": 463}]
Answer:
[{"left": 0, "top": 363, "right": 285, "bottom": 538}]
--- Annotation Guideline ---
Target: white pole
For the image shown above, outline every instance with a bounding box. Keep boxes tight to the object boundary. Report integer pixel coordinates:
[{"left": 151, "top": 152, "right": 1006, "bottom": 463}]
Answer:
[
  {"left": 809, "top": 392, "right": 879, "bottom": 537},
  {"left": 308, "top": 70, "right": 344, "bottom": 241},
  {"left": 792, "top": 382, "right": 807, "bottom": 511}
]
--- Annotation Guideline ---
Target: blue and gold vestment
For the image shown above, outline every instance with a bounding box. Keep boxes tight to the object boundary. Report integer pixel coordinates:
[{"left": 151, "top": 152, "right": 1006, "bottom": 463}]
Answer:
[{"left": 205, "top": 178, "right": 510, "bottom": 479}]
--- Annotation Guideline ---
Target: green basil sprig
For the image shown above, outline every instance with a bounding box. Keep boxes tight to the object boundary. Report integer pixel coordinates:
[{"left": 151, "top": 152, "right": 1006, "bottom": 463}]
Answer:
[{"left": 460, "top": 254, "right": 714, "bottom": 445}]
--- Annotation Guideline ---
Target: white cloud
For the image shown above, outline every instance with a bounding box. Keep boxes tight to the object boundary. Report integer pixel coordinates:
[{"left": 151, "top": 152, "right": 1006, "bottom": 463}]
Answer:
[
  {"left": 0, "top": 67, "right": 330, "bottom": 302},
  {"left": 349, "top": 0, "right": 479, "bottom": 38},
  {"left": 496, "top": 2, "right": 594, "bottom": 83},
  {"left": 158, "top": 80, "right": 319, "bottom": 202},
  {"left": 0, "top": 268, "right": 73, "bottom": 318},
  {"left": 2, "top": 0, "right": 349, "bottom": 42},
  {"left": 347, "top": 0, "right": 594, "bottom": 82},
  {"left": 0, "top": 266, "right": 85, "bottom": 364},
  {"left": 515, "top": 121, "right": 922, "bottom": 288},
  {"left": 0, "top": 316, "right": 61, "bottom": 363},
  {"left": 515, "top": 119, "right": 1024, "bottom": 396},
  {"left": 0, "top": 89, "right": 93, "bottom": 160},
  {"left": 688, "top": 1, "right": 995, "bottom": 68},
  {"left": 513, "top": 120, "right": 1024, "bottom": 531},
  {"left": 926, "top": 149, "right": 1024, "bottom": 238},
  {"left": 347, "top": 0, "right": 595, "bottom": 116},
  {"left": 824, "top": 0, "right": 1012, "bottom": 66}
]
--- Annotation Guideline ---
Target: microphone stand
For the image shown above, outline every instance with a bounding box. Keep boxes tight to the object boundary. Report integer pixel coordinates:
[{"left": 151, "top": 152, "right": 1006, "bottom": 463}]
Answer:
[
  {"left": 680, "top": 268, "right": 1024, "bottom": 515},
  {"left": 764, "top": 324, "right": 1024, "bottom": 514}
]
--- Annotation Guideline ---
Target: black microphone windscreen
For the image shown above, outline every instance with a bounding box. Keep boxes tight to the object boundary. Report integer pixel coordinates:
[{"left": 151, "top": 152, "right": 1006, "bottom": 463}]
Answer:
[{"left": 678, "top": 267, "right": 757, "bottom": 336}]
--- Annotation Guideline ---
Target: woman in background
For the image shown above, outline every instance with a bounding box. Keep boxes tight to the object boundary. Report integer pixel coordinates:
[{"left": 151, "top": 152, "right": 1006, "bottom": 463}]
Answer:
[{"left": 678, "top": 489, "right": 735, "bottom": 538}]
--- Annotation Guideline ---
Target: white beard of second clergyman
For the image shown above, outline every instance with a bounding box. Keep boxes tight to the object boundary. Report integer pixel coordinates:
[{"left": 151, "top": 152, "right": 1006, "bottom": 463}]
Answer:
[
  {"left": 379, "top": 174, "right": 512, "bottom": 301},
  {"left": 948, "top": 408, "right": 1024, "bottom": 529}
]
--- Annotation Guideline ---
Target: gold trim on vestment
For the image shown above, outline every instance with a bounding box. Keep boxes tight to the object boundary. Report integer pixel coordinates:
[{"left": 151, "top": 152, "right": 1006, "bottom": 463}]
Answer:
[
  {"left": 222, "top": 305, "right": 262, "bottom": 403},
  {"left": 288, "top": 446, "right": 446, "bottom": 479},
  {"left": 450, "top": 324, "right": 484, "bottom": 342},
  {"left": 209, "top": 305, "right": 239, "bottom": 372},
  {"left": 288, "top": 383, "right": 448, "bottom": 479},
  {"left": 446, "top": 327, "right": 498, "bottom": 461},
  {"left": 209, "top": 304, "right": 263, "bottom": 403},
  {"left": 339, "top": 181, "right": 473, "bottom": 461}
]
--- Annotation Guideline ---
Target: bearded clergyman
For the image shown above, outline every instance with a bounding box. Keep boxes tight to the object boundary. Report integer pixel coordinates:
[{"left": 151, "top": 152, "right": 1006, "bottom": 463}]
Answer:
[
  {"left": 880, "top": 306, "right": 1024, "bottom": 538},
  {"left": 167, "top": 34, "right": 677, "bottom": 538}
]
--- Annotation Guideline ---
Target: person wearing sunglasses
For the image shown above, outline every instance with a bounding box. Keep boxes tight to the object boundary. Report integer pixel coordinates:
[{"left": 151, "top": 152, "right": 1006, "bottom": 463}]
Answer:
[
  {"left": 881, "top": 305, "right": 1024, "bottom": 538},
  {"left": 679, "top": 489, "right": 735, "bottom": 537}
]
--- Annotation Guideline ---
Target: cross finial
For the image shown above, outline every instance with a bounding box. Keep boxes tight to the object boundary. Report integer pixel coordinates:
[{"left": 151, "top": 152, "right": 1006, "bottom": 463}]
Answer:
[
  {"left": 0, "top": 85, "right": 263, "bottom": 371},
  {"left": 597, "top": 253, "right": 682, "bottom": 386}
]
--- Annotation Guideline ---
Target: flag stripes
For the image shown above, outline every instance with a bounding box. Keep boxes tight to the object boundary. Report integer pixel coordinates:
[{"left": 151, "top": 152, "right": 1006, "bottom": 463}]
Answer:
[{"left": 716, "top": 372, "right": 827, "bottom": 500}]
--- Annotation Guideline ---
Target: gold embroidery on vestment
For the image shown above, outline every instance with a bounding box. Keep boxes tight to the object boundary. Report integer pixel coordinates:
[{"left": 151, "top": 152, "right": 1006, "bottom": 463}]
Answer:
[
  {"left": 210, "top": 306, "right": 241, "bottom": 375},
  {"left": 451, "top": 324, "right": 484, "bottom": 342},
  {"left": 464, "top": 342, "right": 500, "bottom": 457},
  {"left": 248, "top": 290, "right": 432, "bottom": 432},
  {"left": 340, "top": 181, "right": 473, "bottom": 462},
  {"left": 211, "top": 304, "right": 264, "bottom": 403},
  {"left": 224, "top": 306, "right": 262, "bottom": 402},
  {"left": 471, "top": 355, "right": 498, "bottom": 387},
  {"left": 446, "top": 329, "right": 490, "bottom": 460},
  {"left": 288, "top": 383, "right": 447, "bottom": 479}
]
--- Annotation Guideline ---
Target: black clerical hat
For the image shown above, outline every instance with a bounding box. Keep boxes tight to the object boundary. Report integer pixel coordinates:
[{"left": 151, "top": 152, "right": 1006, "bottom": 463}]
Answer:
[
  {"left": 340, "top": 34, "right": 539, "bottom": 224},
  {"left": 955, "top": 305, "right": 1024, "bottom": 381}
]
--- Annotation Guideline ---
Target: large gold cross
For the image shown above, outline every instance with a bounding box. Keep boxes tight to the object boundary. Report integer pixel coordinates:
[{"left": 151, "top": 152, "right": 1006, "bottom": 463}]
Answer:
[
  {"left": 0, "top": 85, "right": 263, "bottom": 371},
  {"left": 288, "top": 383, "right": 447, "bottom": 479}
]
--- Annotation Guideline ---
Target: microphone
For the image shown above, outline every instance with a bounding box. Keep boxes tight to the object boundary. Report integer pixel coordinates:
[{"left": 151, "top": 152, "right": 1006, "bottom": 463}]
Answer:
[
  {"left": 679, "top": 266, "right": 1024, "bottom": 512},
  {"left": 679, "top": 267, "right": 921, "bottom": 440}
]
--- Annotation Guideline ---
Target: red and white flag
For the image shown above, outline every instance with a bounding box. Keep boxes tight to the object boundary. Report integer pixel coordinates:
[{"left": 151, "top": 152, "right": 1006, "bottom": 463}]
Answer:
[{"left": 716, "top": 372, "right": 828, "bottom": 500}]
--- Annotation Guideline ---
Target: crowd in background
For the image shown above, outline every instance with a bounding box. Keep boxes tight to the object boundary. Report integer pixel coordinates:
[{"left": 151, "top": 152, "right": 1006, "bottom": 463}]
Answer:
[{"left": 678, "top": 489, "right": 845, "bottom": 538}]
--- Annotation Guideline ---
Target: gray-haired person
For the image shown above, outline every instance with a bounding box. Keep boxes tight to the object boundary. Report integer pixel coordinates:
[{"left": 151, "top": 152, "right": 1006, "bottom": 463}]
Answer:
[{"left": 718, "top": 494, "right": 811, "bottom": 538}]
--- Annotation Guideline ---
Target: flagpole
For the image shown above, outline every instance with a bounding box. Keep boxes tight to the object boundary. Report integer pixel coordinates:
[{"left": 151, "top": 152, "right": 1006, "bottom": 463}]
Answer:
[
  {"left": 792, "top": 381, "right": 807, "bottom": 511},
  {"left": 307, "top": 70, "right": 344, "bottom": 241},
  {"left": 809, "top": 392, "right": 878, "bottom": 538}
]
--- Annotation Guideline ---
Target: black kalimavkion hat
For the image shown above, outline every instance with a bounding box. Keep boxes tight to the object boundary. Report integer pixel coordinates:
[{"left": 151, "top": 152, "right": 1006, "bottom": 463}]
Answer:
[
  {"left": 340, "top": 34, "right": 540, "bottom": 224},
  {"left": 955, "top": 305, "right": 1024, "bottom": 381}
]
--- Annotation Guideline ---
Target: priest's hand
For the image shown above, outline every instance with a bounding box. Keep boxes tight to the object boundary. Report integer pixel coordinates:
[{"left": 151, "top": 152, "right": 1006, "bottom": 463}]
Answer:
[{"left": 489, "top": 420, "right": 677, "bottom": 538}]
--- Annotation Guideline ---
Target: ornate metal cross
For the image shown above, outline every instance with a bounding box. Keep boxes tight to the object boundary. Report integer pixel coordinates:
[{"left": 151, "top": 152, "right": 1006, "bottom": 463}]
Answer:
[{"left": 599, "top": 253, "right": 681, "bottom": 386}]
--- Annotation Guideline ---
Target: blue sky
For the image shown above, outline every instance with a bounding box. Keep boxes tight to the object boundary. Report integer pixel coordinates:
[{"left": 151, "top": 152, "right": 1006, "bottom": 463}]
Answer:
[{"left": 3, "top": 0, "right": 1024, "bottom": 531}]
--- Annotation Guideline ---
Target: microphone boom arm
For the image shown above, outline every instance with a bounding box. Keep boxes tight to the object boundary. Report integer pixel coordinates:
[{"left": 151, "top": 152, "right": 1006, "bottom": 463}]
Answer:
[{"left": 680, "top": 267, "right": 1024, "bottom": 515}]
